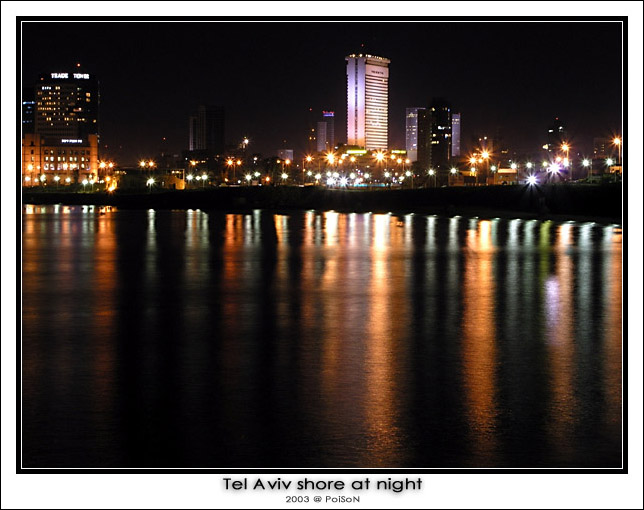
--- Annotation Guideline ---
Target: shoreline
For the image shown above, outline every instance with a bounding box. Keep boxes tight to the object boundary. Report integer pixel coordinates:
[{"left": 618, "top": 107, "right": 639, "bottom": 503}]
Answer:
[{"left": 22, "top": 184, "right": 623, "bottom": 224}]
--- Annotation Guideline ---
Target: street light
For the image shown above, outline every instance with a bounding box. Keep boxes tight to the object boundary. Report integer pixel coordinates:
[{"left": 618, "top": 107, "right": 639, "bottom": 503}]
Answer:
[
  {"left": 561, "top": 143, "right": 571, "bottom": 181},
  {"left": 428, "top": 168, "right": 436, "bottom": 188},
  {"left": 582, "top": 158, "right": 591, "bottom": 181},
  {"left": 146, "top": 177, "right": 155, "bottom": 192},
  {"left": 613, "top": 137, "right": 621, "bottom": 168},
  {"left": 511, "top": 162, "right": 518, "bottom": 185}
]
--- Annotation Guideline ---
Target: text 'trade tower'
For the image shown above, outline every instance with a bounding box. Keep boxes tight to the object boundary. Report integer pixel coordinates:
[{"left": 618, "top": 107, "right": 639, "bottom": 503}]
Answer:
[{"left": 346, "top": 53, "right": 390, "bottom": 151}]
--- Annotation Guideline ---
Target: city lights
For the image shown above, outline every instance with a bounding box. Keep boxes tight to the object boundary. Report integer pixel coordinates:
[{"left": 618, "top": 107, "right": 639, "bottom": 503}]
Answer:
[{"left": 527, "top": 175, "right": 538, "bottom": 186}]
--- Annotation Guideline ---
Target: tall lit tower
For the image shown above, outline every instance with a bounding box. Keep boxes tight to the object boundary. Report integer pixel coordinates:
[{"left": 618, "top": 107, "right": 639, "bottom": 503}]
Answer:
[{"left": 346, "top": 53, "right": 390, "bottom": 150}]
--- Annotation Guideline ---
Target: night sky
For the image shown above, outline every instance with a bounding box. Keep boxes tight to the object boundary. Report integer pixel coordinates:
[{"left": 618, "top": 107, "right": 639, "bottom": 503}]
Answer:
[{"left": 21, "top": 20, "right": 623, "bottom": 165}]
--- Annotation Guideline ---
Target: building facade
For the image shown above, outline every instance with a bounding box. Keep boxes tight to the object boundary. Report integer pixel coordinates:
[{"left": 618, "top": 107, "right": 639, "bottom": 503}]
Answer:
[
  {"left": 22, "top": 133, "right": 99, "bottom": 185},
  {"left": 545, "top": 117, "right": 566, "bottom": 153},
  {"left": 451, "top": 113, "right": 461, "bottom": 157},
  {"left": 22, "top": 87, "right": 35, "bottom": 134},
  {"left": 22, "top": 70, "right": 100, "bottom": 185},
  {"left": 34, "top": 71, "right": 99, "bottom": 140},
  {"left": 346, "top": 53, "right": 390, "bottom": 150},
  {"left": 188, "top": 105, "right": 225, "bottom": 155},
  {"left": 417, "top": 99, "right": 452, "bottom": 184},
  {"left": 405, "top": 107, "right": 423, "bottom": 162},
  {"left": 316, "top": 110, "right": 335, "bottom": 153}
]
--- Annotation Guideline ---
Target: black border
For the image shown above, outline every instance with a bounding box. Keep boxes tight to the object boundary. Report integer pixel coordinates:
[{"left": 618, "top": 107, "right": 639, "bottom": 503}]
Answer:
[{"left": 16, "top": 15, "right": 628, "bottom": 475}]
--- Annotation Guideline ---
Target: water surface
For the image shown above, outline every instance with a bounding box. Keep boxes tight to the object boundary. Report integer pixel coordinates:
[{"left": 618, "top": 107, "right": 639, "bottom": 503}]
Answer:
[{"left": 22, "top": 205, "right": 622, "bottom": 468}]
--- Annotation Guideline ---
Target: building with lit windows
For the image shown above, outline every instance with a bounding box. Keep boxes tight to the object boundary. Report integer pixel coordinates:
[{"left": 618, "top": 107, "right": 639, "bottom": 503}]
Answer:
[
  {"left": 405, "top": 107, "right": 422, "bottom": 162},
  {"left": 544, "top": 117, "right": 566, "bottom": 153},
  {"left": 22, "top": 133, "right": 99, "bottom": 186},
  {"left": 22, "top": 87, "right": 35, "bottom": 134},
  {"left": 22, "top": 70, "right": 100, "bottom": 185},
  {"left": 34, "top": 71, "right": 99, "bottom": 140},
  {"left": 417, "top": 99, "right": 452, "bottom": 184},
  {"left": 451, "top": 113, "right": 461, "bottom": 157},
  {"left": 346, "top": 53, "right": 390, "bottom": 150}
]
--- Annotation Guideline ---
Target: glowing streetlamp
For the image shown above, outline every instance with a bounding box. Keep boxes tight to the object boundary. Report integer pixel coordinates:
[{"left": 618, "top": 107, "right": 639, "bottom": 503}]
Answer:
[
  {"left": 201, "top": 173, "right": 208, "bottom": 188},
  {"left": 82, "top": 178, "right": 88, "bottom": 191},
  {"left": 428, "top": 168, "right": 436, "bottom": 188},
  {"left": 582, "top": 158, "right": 591, "bottom": 181},
  {"left": 510, "top": 162, "right": 518, "bottom": 184},
  {"left": 146, "top": 177, "right": 155, "bottom": 192},
  {"left": 561, "top": 143, "right": 571, "bottom": 181},
  {"left": 613, "top": 137, "right": 621, "bottom": 168},
  {"left": 527, "top": 175, "right": 538, "bottom": 186},
  {"left": 54, "top": 175, "right": 60, "bottom": 188}
]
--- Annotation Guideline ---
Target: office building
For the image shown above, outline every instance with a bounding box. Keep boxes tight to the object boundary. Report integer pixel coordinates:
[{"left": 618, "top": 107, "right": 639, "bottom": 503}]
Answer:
[
  {"left": 451, "top": 113, "right": 461, "bottom": 157},
  {"left": 306, "top": 107, "right": 317, "bottom": 153},
  {"left": 277, "top": 149, "right": 294, "bottom": 162},
  {"left": 346, "top": 53, "right": 390, "bottom": 150},
  {"left": 188, "top": 105, "right": 225, "bottom": 155},
  {"left": 405, "top": 107, "right": 422, "bottom": 162},
  {"left": 545, "top": 117, "right": 566, "bottom": 153},
  {"left": 22, "top": 133, "right": 99, "bottom": 186},
  {"left": 22, "top": 87, "right": 35, "bottom": 134},
  {"left": 34, "top": 70, "right": 99, "bottom": 140},
  {"left": 23, "top": 69, "right": 100, "bottom": 185},
  {"left": 593, "top": 137, "right": 611, "bottom": 159},
  {"left": 316, "top": 111, "right": 335, "bottom": 153},
  {"left": 417, "top": 99, "right": 452, "bottom": 184}
]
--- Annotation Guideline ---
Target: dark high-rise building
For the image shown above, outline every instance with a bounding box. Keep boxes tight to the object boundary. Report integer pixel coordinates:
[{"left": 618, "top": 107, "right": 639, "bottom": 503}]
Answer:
[
  {"left": 545, "top": 117, "right": 566, "bottom": 153},
  {"left": 417, "top": 99, "right": 452, "bottom": 184},
  {"left": 34, "top": 70, "right": 99, "bottom": 141},
  {"left": 405, "top": 107, "right": 423, "bottom": 162},
  {"left": 451, "top": 113, "right": 461, "bottom": 158},
  {"left": 22, "top": 87, "right": 35, "bottom": 135},
  {"left": 593, "top": 137, "right": 612, "bottom": 159},
  {"left": 188, "top": 105, "right": 225, "bottom": 156},
  {"left": 306, "top": 107, "right": 317, "bottom": 153},
  {"left": 316, "top": 111, "right": 335, "bottom": 153}
]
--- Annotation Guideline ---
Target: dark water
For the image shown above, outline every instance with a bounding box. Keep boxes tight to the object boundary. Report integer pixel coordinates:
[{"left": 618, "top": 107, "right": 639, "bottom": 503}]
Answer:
[{"left": 22, "top": 205, "right": 622, "bottom": 468}]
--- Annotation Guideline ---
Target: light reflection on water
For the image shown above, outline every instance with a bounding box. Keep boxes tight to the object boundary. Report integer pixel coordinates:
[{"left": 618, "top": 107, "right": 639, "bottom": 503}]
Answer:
[{"left": 22, "top": 206, "right": 622, "bottom": 468}]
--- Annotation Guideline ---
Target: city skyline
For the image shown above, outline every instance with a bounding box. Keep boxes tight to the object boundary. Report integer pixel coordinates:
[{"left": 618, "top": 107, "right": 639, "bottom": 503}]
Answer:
[{"left": 20, "top": 21, "right": 623, "bottom": 165}]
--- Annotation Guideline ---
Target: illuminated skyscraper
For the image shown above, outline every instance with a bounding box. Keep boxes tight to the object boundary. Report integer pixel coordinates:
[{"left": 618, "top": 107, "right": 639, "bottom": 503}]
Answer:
[
  {"left": 35, "top": 70, "right": 99, "bottom": 140},
  {"left": 405, "top": 107, "right": 422, "bottom": 162},
  {"left": 22, "top": 69, "right": 100, "bottom": 185},
  {"left": 346, "top": 53, "right": 390, "bottom": 150}
]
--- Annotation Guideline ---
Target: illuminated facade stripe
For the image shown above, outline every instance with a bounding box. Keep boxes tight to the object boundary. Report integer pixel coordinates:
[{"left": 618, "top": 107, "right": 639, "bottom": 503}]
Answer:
[{"left": 346, "top": 54, "right": 390, "bottom": 150}]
